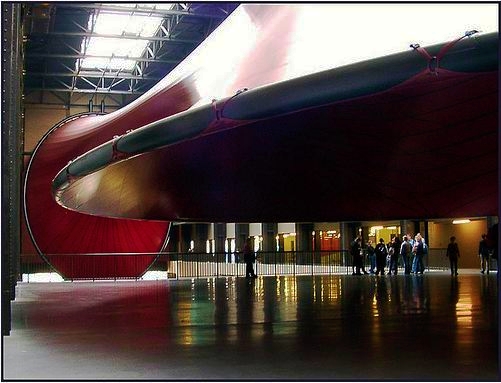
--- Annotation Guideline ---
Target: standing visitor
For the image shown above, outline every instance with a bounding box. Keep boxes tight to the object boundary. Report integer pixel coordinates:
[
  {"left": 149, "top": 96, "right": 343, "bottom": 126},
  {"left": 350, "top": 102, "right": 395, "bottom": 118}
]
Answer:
[
  {"left": 388, "top": 236, "right": 401, "bottom": 275},
  {"left": 351, "top": 236, "right": 363, "bottom": 275},
  {"left": 367, "top": 240, "right": 376, "bottom": 274},
  {"left": 374, "top": 238, "right": 388, "bottom": 276},
  {"left": 446, "top": 236, "right": 460, "bottom": 276},
  {"left": 478, "top": 234, "right": 490, "bottom": 274},
  {"left": 412, "top": 233, "right": 425, "bottom": 275},
  {"left": 400, "top": 236, "right": 412, "bottom": 274}
]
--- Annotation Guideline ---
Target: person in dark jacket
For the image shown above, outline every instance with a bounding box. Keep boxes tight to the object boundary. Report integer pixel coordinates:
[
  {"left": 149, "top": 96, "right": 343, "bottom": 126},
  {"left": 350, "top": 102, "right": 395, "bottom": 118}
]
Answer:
[
  {"left": 367, "top": 240, "right": 376, "bottom": 274},
  {"left": 374, "top": 238, "right": 387, "bottom": 276},
  {"left": 388, "top": 236, "right": 401, "bottom": 275},
  {"left": 350, "top": 236, "right": 363, "bottom": 275},
  {"left": 446, "top": 236, "right": 460, "bottom": 276},
  {"left": 243, "top": 237, "right": 256, "bottom": 278},
  {"left": 400, "top": 236, "right": 412, "bottom": 274},
  {"left": 486, "top": 224, "right": 498, "bottom": 282},
  {"left": 479, "top": 234, "right": 491, "bottom": 274}
]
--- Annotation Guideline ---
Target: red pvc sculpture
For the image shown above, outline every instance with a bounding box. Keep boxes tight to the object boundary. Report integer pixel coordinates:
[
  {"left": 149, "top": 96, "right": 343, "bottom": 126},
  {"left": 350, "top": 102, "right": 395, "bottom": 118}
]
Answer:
[{"left": 25, "top": 5, "right": 498, "bottom": 279}]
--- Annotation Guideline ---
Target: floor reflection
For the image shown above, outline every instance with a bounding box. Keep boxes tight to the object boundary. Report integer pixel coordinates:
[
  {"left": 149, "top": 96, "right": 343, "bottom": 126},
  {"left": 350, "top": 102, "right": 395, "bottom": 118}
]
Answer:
[{"left": 8, "top": 272, "right": 499, "bottom": 380}]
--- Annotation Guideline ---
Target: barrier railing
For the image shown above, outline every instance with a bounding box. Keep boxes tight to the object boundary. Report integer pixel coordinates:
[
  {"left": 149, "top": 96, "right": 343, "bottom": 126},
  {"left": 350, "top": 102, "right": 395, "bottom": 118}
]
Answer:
[
  {"left": 18, "top": 248, "right": 472, "bottom": 281},
  {"left": 164, "top": 250, "right": 350, "bottom": 279}
]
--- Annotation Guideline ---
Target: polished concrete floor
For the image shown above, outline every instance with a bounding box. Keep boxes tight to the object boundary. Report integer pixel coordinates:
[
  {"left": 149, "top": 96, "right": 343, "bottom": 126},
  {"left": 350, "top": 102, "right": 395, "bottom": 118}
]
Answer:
[{"left": 3, "top": 271, "right": 499, "bottom": 381}]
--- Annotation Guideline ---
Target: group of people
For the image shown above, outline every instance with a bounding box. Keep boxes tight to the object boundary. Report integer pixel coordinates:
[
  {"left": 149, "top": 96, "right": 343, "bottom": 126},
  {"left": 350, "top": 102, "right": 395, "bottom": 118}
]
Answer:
[
  {"left": 351, "top": 233, "right": 430, "bottom": 276},
  {"left": 352, "top": 231, "right": 499, "bottom": 277},
  {"left": 242, "top": 227, "right": 496, "bottom": 280},
  {"left": 351, "top": 233, "right": 459, "bottom": 275}
]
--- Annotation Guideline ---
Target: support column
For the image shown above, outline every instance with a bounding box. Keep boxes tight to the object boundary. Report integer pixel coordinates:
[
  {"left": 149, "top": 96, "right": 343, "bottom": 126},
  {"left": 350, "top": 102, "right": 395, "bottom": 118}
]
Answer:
[
  {"left": 413, "top": 220, "right": 421, "bottom": 237},
  {"left": 340, "top": 222, "right": 350, "bottom": 252},
  {"left": 296, "top": 223, "right": 314, "bottom": 252},
  {"left": 192, "top": 223, "right": 209, "bottom": 253},
  {"left": 1, "top": 2, "right": 22, "bottom": 336},
  {"left": 214, "top": 223, "right": 226, "bottom": 254},
  {"left": 262, "top": 223, "right": 278, "bottom": 252},
  {"left": 400, "top": 220, "right": 412, "bottom": 237},
  {"left": 423, "top": 221, "right": 429, "bottom": 243},
  {"left": 167, "top": 225, "right": 180, "bottom": 252},
  {"left": 486, "top": 216, "right": 498, "bottom": 229},
  {"left": 179, "top": 224, "right": 192, "bottom": 253},
  {"left": 235, "top": 223, "right": 249, "bottom": 252},
  {"left": 342, "top": 222, "right": 360, "bottom": 251}
]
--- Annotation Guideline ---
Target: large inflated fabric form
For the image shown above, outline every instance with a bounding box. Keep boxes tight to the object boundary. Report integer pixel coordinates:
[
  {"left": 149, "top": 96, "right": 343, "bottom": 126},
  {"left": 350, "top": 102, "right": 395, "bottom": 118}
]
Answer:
[
  {"left": 25, "top": 4, "right": 498, "bottom": 279},
  {"left": 53, "top": 32, "right": 498, "bottom": 222}
]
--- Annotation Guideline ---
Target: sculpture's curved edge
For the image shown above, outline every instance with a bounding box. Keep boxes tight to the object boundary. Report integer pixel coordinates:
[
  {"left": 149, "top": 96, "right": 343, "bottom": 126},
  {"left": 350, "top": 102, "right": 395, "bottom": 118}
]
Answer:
[
  {"left": 24, "top": 112, "right": 172, "bottom": 280},
  {"left": 23, "top": 112, "right": 105, "bottom": 279},
  {"left": 140, "top": 221, "right": 173, "bottom": 279}
]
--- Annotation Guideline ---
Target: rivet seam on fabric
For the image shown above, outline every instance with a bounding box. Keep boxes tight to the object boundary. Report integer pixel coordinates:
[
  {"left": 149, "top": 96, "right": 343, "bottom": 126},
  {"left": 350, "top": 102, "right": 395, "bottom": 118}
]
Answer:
[
  {"left": 111, "top": 135, "right": 129, "bottom": 161},
  {"left": 212, "top": 88, "right": 249, "bottom": 121}
]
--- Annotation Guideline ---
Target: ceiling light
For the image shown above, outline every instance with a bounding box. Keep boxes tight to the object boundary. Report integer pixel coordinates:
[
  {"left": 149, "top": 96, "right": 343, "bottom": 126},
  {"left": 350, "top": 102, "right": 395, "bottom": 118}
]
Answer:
[{"left": 453, "top": 219, "right": 471, "bottom": 224}]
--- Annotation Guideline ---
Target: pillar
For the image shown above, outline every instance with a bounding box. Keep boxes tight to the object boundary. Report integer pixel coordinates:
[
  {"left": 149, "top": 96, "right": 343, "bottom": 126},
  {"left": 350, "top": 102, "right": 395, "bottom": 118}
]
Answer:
[
  {"left": 1, "top": 2, "right": 22, "bottom": 336},
  {"left": 214, "top": 223, "right": 226, "bottom": 254},
  {"left": 342, "top": 222, "right": 361, "bottom": 251},
  {"left": 235, "top": 223, "right": 249, "bottom": 252},
  {"left": 413, "top": 220, "right": 421, "bottom": 237},
  {"left": 423, "top": 221, "right": 429, "bottom": 244},
  {"left": 179, "top": 224, "right": 192, "bottom": 253},
  {"left": 262, "top": 223, "right": 278, "bottom": 252},
  {"left": 167, "top": 224, "right": 180, "bottom": 252},
  {"left": 296, "top": 223, "right": 314, "bottom": 252},
  {"left": 400, "top": 220, "right": 412, "bottom": 237},
  {"left": 192, "top": 223, "right": 209, "bottom": 253},
  {"left": 486, "top": 216, "right": 498, "bottom": 230}
]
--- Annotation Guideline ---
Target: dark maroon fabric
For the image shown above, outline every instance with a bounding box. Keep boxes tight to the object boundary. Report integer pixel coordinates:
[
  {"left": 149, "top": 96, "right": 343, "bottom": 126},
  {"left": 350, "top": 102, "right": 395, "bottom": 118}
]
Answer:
[
  {"left": 24, "top": 81, "right": 198, "bottom": 279},
  {"left": 53, "top": 69, "right": 497, "bottom": 223}
]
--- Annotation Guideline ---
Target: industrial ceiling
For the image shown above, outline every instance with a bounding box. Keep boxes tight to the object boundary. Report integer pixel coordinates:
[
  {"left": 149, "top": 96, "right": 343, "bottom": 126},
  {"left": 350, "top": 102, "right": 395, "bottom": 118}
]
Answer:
[{"left": 22, "top": 2, "right": 239, "bottom": 104}]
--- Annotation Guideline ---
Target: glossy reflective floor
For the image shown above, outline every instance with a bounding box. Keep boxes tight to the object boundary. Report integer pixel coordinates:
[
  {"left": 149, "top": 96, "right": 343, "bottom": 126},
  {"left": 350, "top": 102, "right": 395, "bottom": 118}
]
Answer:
[{"left": 3, "top": 271, "right": 499, "bottom": 380}]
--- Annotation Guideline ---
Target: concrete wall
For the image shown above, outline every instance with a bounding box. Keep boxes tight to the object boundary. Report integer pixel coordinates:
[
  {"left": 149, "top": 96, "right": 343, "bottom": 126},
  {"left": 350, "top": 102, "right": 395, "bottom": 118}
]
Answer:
[{"left": 428, "top": 220, "right": 488, "bottom": 269}]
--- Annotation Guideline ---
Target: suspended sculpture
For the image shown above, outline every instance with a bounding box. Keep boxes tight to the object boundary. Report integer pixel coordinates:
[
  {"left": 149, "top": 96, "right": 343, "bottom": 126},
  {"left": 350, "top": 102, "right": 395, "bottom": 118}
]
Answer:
[{"left": 24, "top": 4, "right": 499, "bottom": 279}]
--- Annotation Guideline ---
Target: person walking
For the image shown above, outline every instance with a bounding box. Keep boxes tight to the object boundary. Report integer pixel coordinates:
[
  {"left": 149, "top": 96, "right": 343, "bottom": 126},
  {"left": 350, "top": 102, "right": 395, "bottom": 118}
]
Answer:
[
  {"left": 478, "top": 234, "right": 490, "bottom": 274},
  {"left": 243, "top": 237, "right": 257, "bottom": 278},
  {"left": 446, "top": 236, "right": 460, "bottom": 276}
]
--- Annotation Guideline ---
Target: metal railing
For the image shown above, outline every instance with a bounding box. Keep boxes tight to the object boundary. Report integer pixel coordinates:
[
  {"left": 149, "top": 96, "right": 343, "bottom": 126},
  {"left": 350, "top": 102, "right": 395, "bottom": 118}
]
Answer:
[
  {"left": 164, "top": 250, "right": 349, "bottom": 279},
  {"left": 17, "top": 248, "right": 475, "bottom": 281}
]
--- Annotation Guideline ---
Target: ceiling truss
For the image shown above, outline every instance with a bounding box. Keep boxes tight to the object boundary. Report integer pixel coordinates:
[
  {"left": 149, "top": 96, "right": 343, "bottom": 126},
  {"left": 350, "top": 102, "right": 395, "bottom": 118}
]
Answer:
[{"left": 23, "top": 2, "right": 238, "bottom": 104}]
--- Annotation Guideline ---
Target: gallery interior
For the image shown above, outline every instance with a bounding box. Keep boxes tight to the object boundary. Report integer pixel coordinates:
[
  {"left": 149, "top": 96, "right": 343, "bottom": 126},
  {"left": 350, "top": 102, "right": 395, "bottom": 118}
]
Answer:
[{"left": 2, "top": 3, "right": 499, "bottom": 380}]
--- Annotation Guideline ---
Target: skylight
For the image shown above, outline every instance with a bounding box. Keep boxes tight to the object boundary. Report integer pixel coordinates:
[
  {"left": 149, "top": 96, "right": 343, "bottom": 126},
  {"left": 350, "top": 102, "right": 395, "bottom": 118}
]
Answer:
[{"left": 79, "top": 3, "right": 175, "bottom": 71}]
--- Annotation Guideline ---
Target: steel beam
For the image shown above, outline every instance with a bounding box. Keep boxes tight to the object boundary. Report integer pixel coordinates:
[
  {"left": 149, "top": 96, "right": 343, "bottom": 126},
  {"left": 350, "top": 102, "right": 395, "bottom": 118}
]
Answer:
[
  {"left": 27, "top": 71, "right": 161, "bottom": 81},
  {"left": 56, "top": 3, "right": 227, "bottom": 19},
  {"left": 40, "top": 31, "right": 200, "bottom": 44},
  {"left": 25, "top": 87, "right": 145, "bottom": 95},
  {"left": 26, "top": 52, "right": 180, "bottom": 64},
  {"left": 133, "top": 12, "right": 186, "bottom": 80}
]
